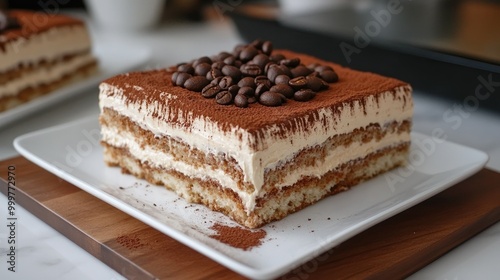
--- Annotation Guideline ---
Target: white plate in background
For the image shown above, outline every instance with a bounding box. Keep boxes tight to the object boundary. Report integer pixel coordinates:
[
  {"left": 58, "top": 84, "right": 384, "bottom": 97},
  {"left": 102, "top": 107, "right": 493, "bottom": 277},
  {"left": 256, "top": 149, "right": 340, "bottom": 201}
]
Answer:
[{"left": 14, "top": 117, "right": 488, "bottom": 279}]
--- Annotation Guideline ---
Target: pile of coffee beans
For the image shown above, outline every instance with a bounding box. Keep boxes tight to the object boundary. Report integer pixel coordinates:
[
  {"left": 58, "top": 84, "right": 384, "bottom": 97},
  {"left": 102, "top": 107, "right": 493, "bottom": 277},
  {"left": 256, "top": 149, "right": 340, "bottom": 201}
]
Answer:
[
  {"left": 0, "top": 11, "right": 21, "bottom": 32},
  {"left": 170, "top": 40, "right": 338, "bottom": 108}
]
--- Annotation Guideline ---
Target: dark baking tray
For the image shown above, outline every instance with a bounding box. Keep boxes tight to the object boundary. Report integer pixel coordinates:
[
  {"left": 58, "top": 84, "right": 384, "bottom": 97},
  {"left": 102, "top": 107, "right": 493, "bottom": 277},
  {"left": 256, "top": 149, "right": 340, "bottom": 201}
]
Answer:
[{"left": 229, "top": 4, "right": 500, "bottom": 114}]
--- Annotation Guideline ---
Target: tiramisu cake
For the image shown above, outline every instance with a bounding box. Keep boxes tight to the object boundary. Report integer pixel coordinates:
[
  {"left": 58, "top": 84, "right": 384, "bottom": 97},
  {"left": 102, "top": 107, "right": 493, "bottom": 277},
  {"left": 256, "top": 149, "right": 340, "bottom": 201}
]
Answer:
[
  {"left": 0, "top": 10, "right": 97, "bottom": 112},
  {"left": 99, "top": 41, "right": 413, "bottom": 228}
]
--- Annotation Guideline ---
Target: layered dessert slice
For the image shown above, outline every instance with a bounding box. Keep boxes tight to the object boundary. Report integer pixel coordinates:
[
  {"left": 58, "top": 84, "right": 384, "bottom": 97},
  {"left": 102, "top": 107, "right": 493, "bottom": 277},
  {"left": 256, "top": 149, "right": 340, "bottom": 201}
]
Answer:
[
  {"left": 0, "top": 10, "right": 97, "bottom": 112},
  {"left": 99, "top": 41, "right": 413, "bottom": 228}
]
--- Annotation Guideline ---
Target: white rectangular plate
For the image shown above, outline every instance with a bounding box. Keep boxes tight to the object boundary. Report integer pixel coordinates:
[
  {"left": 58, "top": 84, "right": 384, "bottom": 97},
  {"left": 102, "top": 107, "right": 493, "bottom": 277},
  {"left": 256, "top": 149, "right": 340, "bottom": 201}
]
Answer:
[
  {"left": 0, "top": 41, "right": 151, "bottom": 128},
  {"left": 14, "top": 117, "right": 488, "bottom": 279}
]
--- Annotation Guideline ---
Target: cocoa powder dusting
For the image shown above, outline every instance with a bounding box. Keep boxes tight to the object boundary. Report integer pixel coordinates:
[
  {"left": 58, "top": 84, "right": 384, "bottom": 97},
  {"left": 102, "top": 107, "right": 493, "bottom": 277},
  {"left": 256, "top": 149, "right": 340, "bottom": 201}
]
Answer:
[
  {"left": 209, "top": 223, "right": 266, "bottom": 250},
  {"left": 103, "top": 49, "right": 409, "bottom": 145}
]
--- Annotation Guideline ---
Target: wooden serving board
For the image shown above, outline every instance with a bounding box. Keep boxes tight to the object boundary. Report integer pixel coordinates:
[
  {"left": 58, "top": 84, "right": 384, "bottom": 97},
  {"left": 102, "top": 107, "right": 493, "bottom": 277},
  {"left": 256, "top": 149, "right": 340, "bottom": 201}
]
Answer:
[{"left": 1, "top": 156, "right": 499, "bottom": 279}]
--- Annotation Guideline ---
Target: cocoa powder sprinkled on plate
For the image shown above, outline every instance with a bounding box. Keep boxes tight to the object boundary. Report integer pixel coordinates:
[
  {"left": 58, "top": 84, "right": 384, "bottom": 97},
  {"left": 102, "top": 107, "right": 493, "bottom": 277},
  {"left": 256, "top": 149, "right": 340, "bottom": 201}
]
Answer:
[{"left": 209, "top": 223, "right": 266, "bottom": 250}]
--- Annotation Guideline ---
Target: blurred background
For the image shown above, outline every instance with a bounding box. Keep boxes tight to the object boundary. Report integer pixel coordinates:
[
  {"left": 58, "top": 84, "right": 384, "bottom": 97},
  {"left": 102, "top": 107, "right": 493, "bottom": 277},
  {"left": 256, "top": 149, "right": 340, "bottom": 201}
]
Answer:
[{"left": 2, "top": 0, "right": 499, "bottom": 112}]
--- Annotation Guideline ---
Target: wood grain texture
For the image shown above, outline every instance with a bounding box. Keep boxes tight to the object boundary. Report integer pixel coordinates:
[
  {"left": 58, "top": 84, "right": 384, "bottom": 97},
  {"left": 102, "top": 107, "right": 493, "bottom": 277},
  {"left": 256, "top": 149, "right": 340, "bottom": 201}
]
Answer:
[{"left": 1, "top": 156, "right": 499, "bottom": 279}]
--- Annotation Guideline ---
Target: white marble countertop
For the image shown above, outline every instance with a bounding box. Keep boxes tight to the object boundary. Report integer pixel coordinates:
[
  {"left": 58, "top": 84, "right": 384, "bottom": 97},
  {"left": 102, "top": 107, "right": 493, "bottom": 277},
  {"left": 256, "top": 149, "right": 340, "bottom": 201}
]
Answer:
[{"left": 1, "top": 11, "right": 499, "bottom": 280}]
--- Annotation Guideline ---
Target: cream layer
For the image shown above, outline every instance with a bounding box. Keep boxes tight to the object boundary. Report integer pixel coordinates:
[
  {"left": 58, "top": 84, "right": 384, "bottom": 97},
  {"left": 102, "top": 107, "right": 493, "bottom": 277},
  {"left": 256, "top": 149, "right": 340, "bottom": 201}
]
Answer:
[
  {"left": 99, "top": 84, "right": 412, "bottom": 195},
  {"left": 101, "top": 124, "right": 409, "bottom": 213},
  {"left": 0, "top": 25, "right": 92, "bottom": 72},
  {"left": 0, "top": 53, "right": 95, "bottom": 98}
]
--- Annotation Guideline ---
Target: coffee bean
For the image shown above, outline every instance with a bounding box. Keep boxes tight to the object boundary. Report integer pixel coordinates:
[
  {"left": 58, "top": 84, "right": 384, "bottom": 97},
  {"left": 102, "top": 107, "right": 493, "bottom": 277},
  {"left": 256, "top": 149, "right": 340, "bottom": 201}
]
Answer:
[
  {"left": 254, "top": 76, "right": 272, "bottom": 88},
  {"left": 211, "top": 76, "right": 223, "bottom": 85},
  {"left": 206, "top": 68, "right": 223, "bottom": 80},
  {"left": 255, "top": 83, "right": 270, "bottom": 96},
  {"left": 240, "top": 63, "right": 262, "bottom": 76},
  {"left": 315, "top": 65, "right": 334, "bottom": 72},
  {"left": 228, "top": 85, "right": 240, "bottom": 96},
  {"left": 234, "top": 60, "right": 243, "bottom": 68},
  {"left": 232, "top": 44, "right": 246, "bottom": 57},
  {"left": 239, "top": 46, "right": 259, "bottom": 62},
  {"left": 278, "top": 93, "right": 288, "bottom": 103},
  {"left": 291, "top": 65, "right": 313, "bottom": 77},
  {"left": 238, "top": 77, "right": 256, "bottom": 88},
  {"left": 289, "top": 76, "right": 308, "bottom": 90},
  {"left": 262, "top": 41, "right": 273, "bottom": 55},
  {"left": 270, "top": 53, "right": 285, "bottom": 63},
  {"left": 215, "top": 51, "right": 232, "bottom": 61},
  {"left": 210, "top": 54, "right": 219, "bottom": 62},
  {"left": 0, "top": 13, "right": 21, "bottom": 31},
  {"left": 184, "top": 76, "right": 210, "bottom": 92},
  {"left": 218, "top": 76, "right": 234, "bottom": 89},
  {"left": 222, "top": 65, "right": 241, "bottom": 79},
  {"left": 169, "top": 40, "right": 338, "bottom": 108},
  {"left": 177, "top": 63, "right": 194, "bottom": 74},
  {"left": 238, "top": 86, "right": 255, "bottom": 97},
  {"left": 216, "top": 91, "right": 233, "bottom": 105},
  {"left": 267, "top": 65, "right": 285, "bottom": 83},
  {"left": 195, "top": 63, "right": 211, "bottom": 76},
  {"left": 0, "top": 13, "right": 8, "bottom": 30},
  {"left": 252, "top": 54, "right": 270, "bottom": 69},
  {"left": 223, "top": 56, "right": 237, "bottom": 65},
  {"left": 171, "top": 71, "right": 179, "bottom": 84},
  {"left": 264, "top": 62, "right": 277, "bottom": 73},
  {"left": 279, "top": 64, "right": 293, "bottom": 77},
  {"left": 201, "top": 84, "right": 221, "bottom": 98},
  {"left": 294, "top": 89, "right": 316, "bottom": 101},
  {"left": 280, "top": 58, "right": 300, "bottom": 68},
  {"left": 175, "top": 72, "right": 192, "bottom": 86},
  {"left": 306, "top": 76, "right": 324, "bottom": 91},
  {"left": 250, "top": 39, "right": 264, "bottom": 49},
  {"left": 234, "top": 94, "right": 249, "bottom": 108},
  {"left": 270, "top": 84, "right": 294, "bottom": 99},
  {"left": 259, "top": 91, "right": 282, "bottom": 107},
  {"left": 321, "top": 79, "right": 330, "bottom": 89},
  {"left": 254, "top": 75, "right": 269, "bottom": 83},
  {"left": 274, "top": 74, "right": 290, "bottom": 85},
  {"left": 320, "top": 70, "right": 338, "bottom": 83},
  {"left": 308, "top": 71, "right": 321, "bottom": 78},
  {"left": 307, "top": 63, "right": 320, "bottom": 70},
  {"left": 193, "top": 56, "right": 212, "bottom": 67},
  {"left": 211, "top": 62, "right": 225, "bottom": 70}
]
